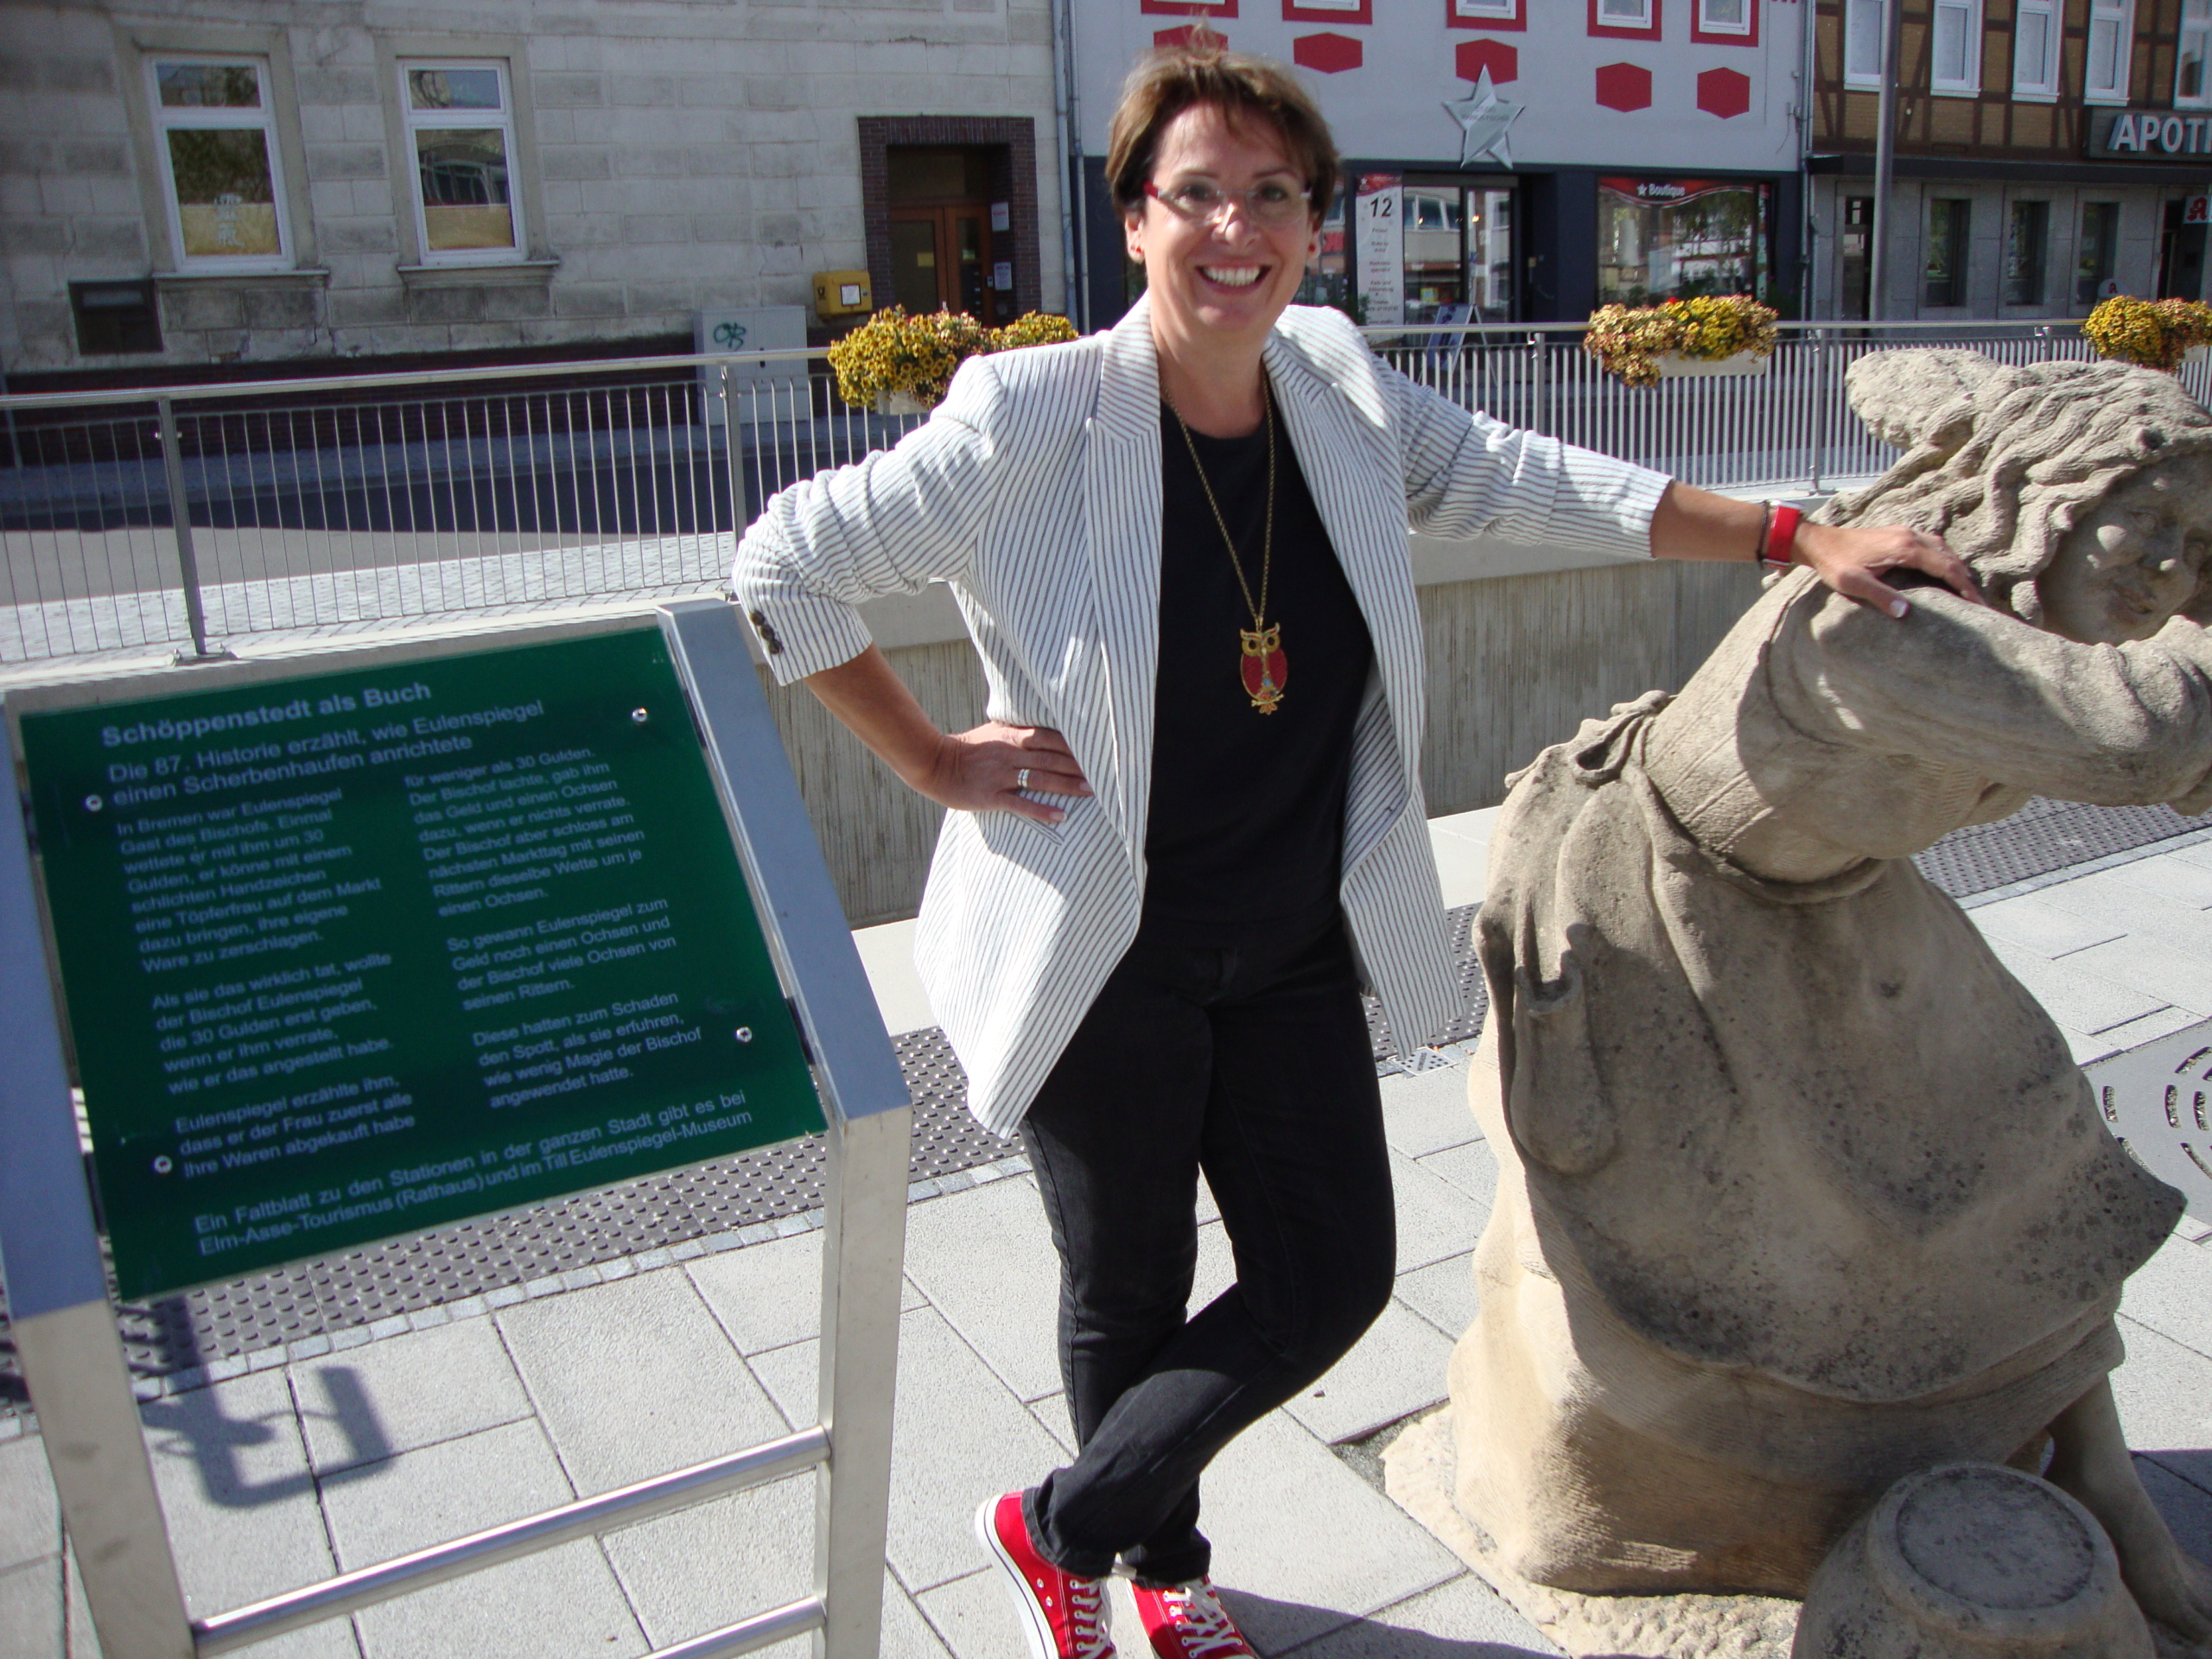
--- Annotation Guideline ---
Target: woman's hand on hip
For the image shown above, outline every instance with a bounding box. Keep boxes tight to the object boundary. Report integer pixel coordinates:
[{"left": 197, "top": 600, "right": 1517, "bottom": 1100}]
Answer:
[
  {"left": 1796, "top": 521, "right": 1985, "bottom": 619},
  {"left": 925, "top": 722, "right": 1091, "bottom": 826}
]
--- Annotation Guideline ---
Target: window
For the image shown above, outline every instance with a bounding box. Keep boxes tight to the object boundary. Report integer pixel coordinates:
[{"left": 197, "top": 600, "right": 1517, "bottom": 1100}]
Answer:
[
  {"left": 1925, "top": 198, "right": 1970, "bottom": 307},
  {"left": 2012, "top": 0, "right": 2059, "bottom": 99},
  {"left": 398, "top": 61, "right": 523, "bottom": 264},
  {"left": 2085, "top": 0, "right": 2133, "bottom": 104},
  {"left": 1449, "top": 0, "right": 1523, "bottom": 23},
  {"left": 1844, "top": 0, "right": 1885, "bottom": 89},
  {"left": 1589, "top": 0, "right": 1660, "bottom": 40},
  {"left": 2077, "top": 201, "right": 2120, "bottom": 306},
  {"left": 147, "top": 57, "right": 292, "bottom": 270},
  {"left": 2181, "top": 0, "right": 2212, "bottom": 109},
  {"left": 1694, "top": 0, "right": 1756, "bottom": 44},
  {"left": 69, "top": 280, "right": 162, "bottom": 355},
  {"left": 1598, "top": 177, "right": 1773, "bottom": 306},
  {"left": 1930, "top": 1, "right": 1982, "bottom": 95},
  {"left": 2004, "top": 200, "right": 2049, "bottom": 304},
  {"left": 1839, "top": 195, "right": 1873, "bottom": 321},
  {"left": 1285, "top": 0, "right": 1370, "bottom": 20}
]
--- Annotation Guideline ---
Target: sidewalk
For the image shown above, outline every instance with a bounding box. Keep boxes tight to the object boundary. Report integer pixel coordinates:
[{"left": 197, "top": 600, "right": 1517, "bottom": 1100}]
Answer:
[{"left": 5, "top": 810, "right": 2212, "bottom": 1659}]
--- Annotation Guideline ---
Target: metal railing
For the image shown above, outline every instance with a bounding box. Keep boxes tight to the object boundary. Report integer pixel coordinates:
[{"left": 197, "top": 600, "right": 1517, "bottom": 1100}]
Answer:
[{"left": 3, "top": 321, "right": 2198, "bottom": 666}]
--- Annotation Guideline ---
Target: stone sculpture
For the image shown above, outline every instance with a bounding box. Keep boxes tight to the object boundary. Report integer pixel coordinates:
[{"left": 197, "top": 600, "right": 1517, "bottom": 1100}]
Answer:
[{"left": 1442, "top": 350, "right": 2212, "bottom": 1645}]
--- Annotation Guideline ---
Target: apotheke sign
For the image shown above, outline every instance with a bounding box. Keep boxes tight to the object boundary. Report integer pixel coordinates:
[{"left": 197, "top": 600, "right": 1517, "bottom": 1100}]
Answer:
[{"left": 2088, "top": 107, "right": 2212, "bottom": 159}]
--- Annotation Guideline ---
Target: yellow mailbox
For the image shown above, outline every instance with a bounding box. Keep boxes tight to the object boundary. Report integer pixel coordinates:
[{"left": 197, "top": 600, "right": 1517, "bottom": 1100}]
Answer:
[{"left": 814, "top": 270, "right": 873, "bottom": 317}]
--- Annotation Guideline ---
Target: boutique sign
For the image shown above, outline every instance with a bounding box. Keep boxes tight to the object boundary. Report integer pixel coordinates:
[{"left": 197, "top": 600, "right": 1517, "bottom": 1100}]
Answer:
[{"left": 2088, "top": 107, "right": 2212, "bottom": 160}]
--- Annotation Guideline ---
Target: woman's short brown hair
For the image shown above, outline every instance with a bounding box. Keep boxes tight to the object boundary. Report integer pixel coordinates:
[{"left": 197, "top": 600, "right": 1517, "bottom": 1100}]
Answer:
[{"left": 1104, "top": 33, "right": 1339, "bottom": 223}]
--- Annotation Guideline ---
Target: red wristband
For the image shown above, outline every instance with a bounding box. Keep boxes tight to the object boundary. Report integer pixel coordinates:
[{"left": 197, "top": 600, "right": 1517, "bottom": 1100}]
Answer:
[{"left": 1761, "top": 502, "right": 1801, "bottom": 571}]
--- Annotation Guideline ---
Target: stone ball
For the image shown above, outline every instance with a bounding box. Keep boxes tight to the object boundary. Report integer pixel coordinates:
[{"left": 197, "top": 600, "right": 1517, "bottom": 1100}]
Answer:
[{"left": 1791, "top": 1462, "right": 2153, "bottom": 1658}]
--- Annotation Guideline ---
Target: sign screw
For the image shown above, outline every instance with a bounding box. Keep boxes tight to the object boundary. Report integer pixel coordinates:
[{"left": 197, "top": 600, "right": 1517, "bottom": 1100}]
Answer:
[
  {"left": 83, "top": 794, "right": 103, "bottom": 811},
  {"left": 734, "top": 1027, "right": 753, "bottom": 1044},
  {"left": 151, "top": 1155, "right": 172, "bottom": 1174},
  {"left": 631, "top": 708, "right": 650, "bottom": 724}
]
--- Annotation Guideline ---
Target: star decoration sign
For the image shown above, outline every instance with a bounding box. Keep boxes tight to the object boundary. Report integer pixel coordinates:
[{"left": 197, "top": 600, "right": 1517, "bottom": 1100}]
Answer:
[{"left": 1444, "top": 69, "right": 1522, "bottom": 169}]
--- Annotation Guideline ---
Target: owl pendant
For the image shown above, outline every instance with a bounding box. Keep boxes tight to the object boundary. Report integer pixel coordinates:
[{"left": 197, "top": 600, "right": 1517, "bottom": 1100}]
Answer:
[{"left": 1239, "top": 623, "right": 1287, "bottom": 715}]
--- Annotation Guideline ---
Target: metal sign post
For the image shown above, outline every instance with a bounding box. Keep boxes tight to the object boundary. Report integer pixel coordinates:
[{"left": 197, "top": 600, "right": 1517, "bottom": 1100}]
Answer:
[{"left": 0, "top": 601, "right": 912, "bottom": 1659}]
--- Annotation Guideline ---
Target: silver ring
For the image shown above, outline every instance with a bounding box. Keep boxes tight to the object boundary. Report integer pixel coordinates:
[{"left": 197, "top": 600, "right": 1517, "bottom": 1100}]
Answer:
[{"left": 1015, "top": 767, "right": 1032, "bottom": 791}]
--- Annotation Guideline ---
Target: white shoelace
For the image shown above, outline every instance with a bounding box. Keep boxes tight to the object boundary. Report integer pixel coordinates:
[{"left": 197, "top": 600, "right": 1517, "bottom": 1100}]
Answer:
[
  {"left": 1066, "top": 1574, "right": 1114, "bottom": 1659},
  {"left": 1155, "top": 1580, "right": 1249, "bottom": 1659}
]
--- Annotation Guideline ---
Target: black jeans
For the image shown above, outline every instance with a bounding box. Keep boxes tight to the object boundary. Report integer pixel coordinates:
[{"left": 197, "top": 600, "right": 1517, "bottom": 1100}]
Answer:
[{"left": 1018, "top": 902, "right": 1396, "bottom": 1586}]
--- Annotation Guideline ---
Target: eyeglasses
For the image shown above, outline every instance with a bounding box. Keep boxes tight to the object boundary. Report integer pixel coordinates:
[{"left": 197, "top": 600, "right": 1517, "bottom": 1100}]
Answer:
[{"left": 1144, "top": 179, "right": 1313, "bottom": 228}]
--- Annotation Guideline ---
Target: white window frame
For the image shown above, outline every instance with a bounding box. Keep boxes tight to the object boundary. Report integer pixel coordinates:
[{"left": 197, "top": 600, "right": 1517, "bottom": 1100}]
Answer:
[
  {"left": 1452, "top": 0, "right": 1520, "bottom": 17},
  {"left": 2180, "top": 0, "right": 2212, "bottom": 111},
  {"left": 1596, "top": 0, "right": 1654, "bottom": 29},
  {"left": 1844, "top": 0, "right": 1885, "bottom": 90},
  {"left": 1930, "top": 0, "right": 1983, "bottom": 97},
  {"left": 397, "top": 58, "right": 525, "bottom": 267},
  {"left": 2012, "top": 0, "right": 2060, "bottom": 100},
  {"left": 2084, "top": 0, "right": 2134, "bottom": 105},
  {"left": 1696, "top": 0, "right": 1752, "bottom": 37},
  {"left": 144, "top": 54, "right": 293, "bottom": 273}
]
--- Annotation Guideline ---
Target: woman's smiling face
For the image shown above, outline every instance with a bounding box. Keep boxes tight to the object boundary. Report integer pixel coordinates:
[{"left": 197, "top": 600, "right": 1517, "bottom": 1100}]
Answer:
[
  {"left": 2042, "top": 455, "right": 2212, "bottom": 644},
  {"left": 1123, "top": 101, "right": 1318, "bottom": 360}
]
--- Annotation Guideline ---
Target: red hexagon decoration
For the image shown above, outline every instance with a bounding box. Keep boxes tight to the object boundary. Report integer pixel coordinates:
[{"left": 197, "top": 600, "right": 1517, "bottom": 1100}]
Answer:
[
  {"left": 1454, "top": 40, "right": 1518, "bottom": 85},
  {"left": 1696, "top": 67, "right": 1751, "bottom": 119},
  {"left": 1594, "top": 61, "right": 1653, "bottom": 112},
  {"left": 1154, "top": 25, "right": 1226, "bottom": 48},
  {"left": 1293, "top": 32, "right": 1363, "bottom": 74}
]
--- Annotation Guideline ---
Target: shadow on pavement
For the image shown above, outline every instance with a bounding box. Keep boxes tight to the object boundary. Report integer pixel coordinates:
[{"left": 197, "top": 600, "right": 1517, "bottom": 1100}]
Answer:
[
  {"left": 1218, "top": 1588, "right": 1554, "bottom": 1659},
  {"left": 142, "top": 1366, "right": 391, "bottom": 1509}
]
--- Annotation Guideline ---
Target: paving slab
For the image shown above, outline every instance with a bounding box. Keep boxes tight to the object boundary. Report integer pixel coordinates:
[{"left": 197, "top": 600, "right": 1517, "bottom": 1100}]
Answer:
[
  {"left": 1393, "top": 1257, "right": 1480, "bottom": 1345},
  {"left": 2063, "top": 932, "right": 2212, "bottom": 1019},
  {"left": 1378, "top": 1061, "right": 1482, "bottom": 1160},
  {"left": 2119, "top": 1231, "right": 2212, "bottom": 1361},
  {"left": 598, "top": 1471, "right": 812, "bottom": 1649},
  {"left": 2092, "top": 849, "right": 2212, "bottom": 909},
  {"left": 901, "top": 1176, "right": 1065, "bottom": 1404},
  {"left": 1196, "top": 1410, "right": 1463, "bottom": 1656},
  {"left": 1028, "top": 1394, "right": 1077, "bottom": 1456},
  {"left": 0, "top": 1434, "right": 60, "bottom": 1572},
  {"left": 1983, "top": 938, "right": 2171, "bottom": 1033},
  {"left": 0, "top": 1559, "right": 64, "bottom": 1659},
  {"left": 319, "top": 1417, "right": 637, "bottom": 1659},
  {"left": 1283, "top": 1299, "right": 1454, "bottom": 1446},
  {"left": 1412, "top": 1141, "right": 1500, "bottom": 1223},
  {"left": 1967, "top": 892, "right": 2127, "bottom": 958},
  {"left": 496, "top": 1264, "right": 788, "bottom": 1496},
  {"left": 2111, "top": 1315, "right": 2212, "bottom": 1481},
  {"left": 2139, "top": 1452, "right": 2212, "bottom": 1562},
  {"left": 139, "top": 1370, "right": 356, "bottom": 1657},
  {"left": 917, "top": 1564, "right": 1030, "bottom": 1659},
  {"left": 2074, "top": 1004, "right": 2210, "bottom": 1064},
  {"left": 1277, "top": 1571, "right": 1562, "bottom": 1659},
  {"left": 1426, "top": 829, "right": 1490, "bottom": 912},
  {"left": 686, "top": 1229, "right": 924, "bottom": 1357},
  {"left": 749, "top": 1307, "right": 1069, "bottom": 1593},
  {"left": 2039, "top": 866, "right": 2212, "bottom": 939},
  {"left": 1388, "top": 1150, "right": 1489, "bottom": 1275},
  {"left": 293, "top": 1315, "right": 532, "bottom": 1475}
]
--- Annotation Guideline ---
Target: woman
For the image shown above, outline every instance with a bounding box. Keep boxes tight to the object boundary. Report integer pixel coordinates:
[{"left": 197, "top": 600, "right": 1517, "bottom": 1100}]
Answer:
[
  {"left": 1452, "top": 349, "right": 2212, "bottom": 1642},
  {"left": 733, "top": 40, "right": 1972, "bottom": 1659}
]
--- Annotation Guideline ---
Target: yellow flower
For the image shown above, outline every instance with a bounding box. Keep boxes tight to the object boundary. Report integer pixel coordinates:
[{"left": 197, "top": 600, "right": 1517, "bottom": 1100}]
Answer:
[
  {"left": 1583, "top": 295, "right": 1776, "bottom": 388},
  {"left": 2086, "top": 295, "right": 2212, "bottom": 372},
  {"left": 825, "top": 308, "right": 1077, "bottom": 409}
]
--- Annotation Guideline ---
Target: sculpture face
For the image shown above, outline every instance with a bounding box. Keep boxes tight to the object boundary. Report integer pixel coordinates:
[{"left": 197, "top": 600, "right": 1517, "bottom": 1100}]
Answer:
[{"left": 2041, "top": 456, "right": 2212, "bottom": 644}]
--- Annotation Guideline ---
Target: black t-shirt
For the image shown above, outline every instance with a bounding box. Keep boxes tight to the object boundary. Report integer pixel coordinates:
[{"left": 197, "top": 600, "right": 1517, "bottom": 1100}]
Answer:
[{"left": 1143, "top": 402, "right": 1376, "bottom": 925}]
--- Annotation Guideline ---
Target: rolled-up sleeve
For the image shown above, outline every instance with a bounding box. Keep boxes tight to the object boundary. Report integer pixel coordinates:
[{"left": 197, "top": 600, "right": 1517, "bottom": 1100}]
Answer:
[
  {"left": 731, "top": 359, "right": 1003, "bottom": 683},
  {"left": 1383, "top": 365, "right": 1670, "bottom": 558}
]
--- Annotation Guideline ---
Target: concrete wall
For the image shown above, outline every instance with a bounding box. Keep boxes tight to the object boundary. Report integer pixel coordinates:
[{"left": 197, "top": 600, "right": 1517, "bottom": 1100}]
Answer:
[
  {"left": 0, "top": 0, "right": 1065, "bottom": 374},
  {"left": 773, "top": 547, "right": 1765, "bottom": 929}
]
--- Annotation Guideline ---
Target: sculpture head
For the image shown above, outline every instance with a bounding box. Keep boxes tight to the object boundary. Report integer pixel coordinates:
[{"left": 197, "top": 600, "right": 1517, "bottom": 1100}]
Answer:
[{"left": 1822, "top": 350, "right": 2212, "bottom": 641}]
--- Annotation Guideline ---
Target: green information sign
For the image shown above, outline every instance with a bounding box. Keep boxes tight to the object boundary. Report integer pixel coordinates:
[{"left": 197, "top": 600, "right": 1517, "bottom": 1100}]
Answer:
[{"left": 16, "top": 625, "right": 823, "bottom": 1298}]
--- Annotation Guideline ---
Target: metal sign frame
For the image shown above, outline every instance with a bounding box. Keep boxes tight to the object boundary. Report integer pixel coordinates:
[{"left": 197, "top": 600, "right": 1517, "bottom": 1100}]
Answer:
[{"left": 0, "top": 599, "right": 912, "bottom": 1659}]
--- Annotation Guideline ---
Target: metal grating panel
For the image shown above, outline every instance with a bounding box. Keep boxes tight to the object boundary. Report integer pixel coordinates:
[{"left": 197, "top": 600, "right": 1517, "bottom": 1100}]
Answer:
[{"left": 1, "top": 798, "right": 2200, "bottom": 1418}]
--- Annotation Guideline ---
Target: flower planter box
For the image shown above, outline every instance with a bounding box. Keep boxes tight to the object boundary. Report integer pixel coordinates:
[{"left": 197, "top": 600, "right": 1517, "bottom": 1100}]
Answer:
[
  {"left": 2187, "top": 345, "right": 2209, "bottom": 365},
  {"left": 1656, "top": 351, "right": 1770, "bottom": 379},
  {"left": 873, "top": 391, "right": 931, "bottom": 416}
]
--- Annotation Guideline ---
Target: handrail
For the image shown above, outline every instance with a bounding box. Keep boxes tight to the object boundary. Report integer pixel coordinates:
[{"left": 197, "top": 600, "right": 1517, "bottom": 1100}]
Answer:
[{"left": 0, "top": 317, "right": 2094, "bottom": 413}]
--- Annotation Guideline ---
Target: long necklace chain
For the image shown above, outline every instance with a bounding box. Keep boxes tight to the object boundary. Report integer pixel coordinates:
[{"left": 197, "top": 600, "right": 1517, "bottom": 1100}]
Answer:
[{"left": 1168, "top": 385, "right": 1274, "bottom": 630}]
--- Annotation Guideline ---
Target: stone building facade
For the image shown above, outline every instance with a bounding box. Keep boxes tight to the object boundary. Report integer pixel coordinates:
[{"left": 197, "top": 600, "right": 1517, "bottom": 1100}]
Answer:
[{"left": 0, "top": 0, "right": 1067, "bottom": 385}]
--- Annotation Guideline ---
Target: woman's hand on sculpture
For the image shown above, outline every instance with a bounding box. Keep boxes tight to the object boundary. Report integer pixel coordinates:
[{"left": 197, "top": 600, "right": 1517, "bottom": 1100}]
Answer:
[
  {"left": 923, "top": 721, "right": 1091, "bottom": 826},
  {"left": 1796, "top": 521, "right": 1985, "bottom": 620}
]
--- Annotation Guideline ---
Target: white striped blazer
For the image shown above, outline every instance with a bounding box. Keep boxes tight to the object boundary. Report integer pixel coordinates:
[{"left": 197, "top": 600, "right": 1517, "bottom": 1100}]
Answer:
[{"left": 733, "top": 296, "right": 1669, "bottom": 1136}]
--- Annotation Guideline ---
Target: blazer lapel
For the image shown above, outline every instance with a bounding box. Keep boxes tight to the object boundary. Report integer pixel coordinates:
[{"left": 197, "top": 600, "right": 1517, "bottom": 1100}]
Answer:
[
  {"left": 1083, "top": 296, "right": 1164, "bottom": 863},
  {"left": 1264, "top": 323, "right": 1426, "bottom": 794}
]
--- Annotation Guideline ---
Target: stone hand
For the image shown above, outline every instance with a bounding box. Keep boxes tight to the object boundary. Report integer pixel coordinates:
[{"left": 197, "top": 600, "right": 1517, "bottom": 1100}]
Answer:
[
  {"left": 925, "top": 721, "right": 1090, "bottom": 826},
  {"left": 1796, "top": 521, "right": 1986, "bottom": 620}
]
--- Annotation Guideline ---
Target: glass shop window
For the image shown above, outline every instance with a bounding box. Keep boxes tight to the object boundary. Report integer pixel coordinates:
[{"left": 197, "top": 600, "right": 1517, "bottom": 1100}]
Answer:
[
  {"left": 1839, "top": 194, "right": 1873, "bottom": 321},
  {"left": 1844, "top": 0, "right": 1885, "bottom": 86},
  {"left": 2003, "top": 200, "right": 2049, "bottom": 305},
  {"left": 2084, "top": 0, "right": 2133, "bottom": 104},
  {"left": 2012, "top": 0, "right": 2060, "bottom": 99},
  {"left": 2182, "top": 0, "right": 2212, "bottom": 108},
  {"left": 1930, "top": 0, "right": 1983, "bottom": 95},
  {"left": 1387, "top": 181, "right": 1514, "bottom": 327},
  {"left": 1596, "top": 177, "right": 1773, "bottom": 307},
  {"left": 148, "top": 57, "right": 292, "bottom": 270},
  {"left": 1295, "top": 188, "right": 1351, "bottom": 315},
  {"left": 401, "top": 61, "right": 523, "bottom": 262},
  {"left": 1924, "top": 198, "right": 1971, "bottom": 308},
  {"left": 2076, "top": 201, "right": 2120, "bottom": 306}
]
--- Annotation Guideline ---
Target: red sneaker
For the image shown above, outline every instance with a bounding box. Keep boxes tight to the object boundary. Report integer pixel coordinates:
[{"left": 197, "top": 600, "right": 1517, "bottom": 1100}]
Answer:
[
  {"left": 975, "top": 1492, "right": 1116, "bottom": 1659},
  {"left": 1130, "top": 1578, "right": 1257, "bottom": 1659}
]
